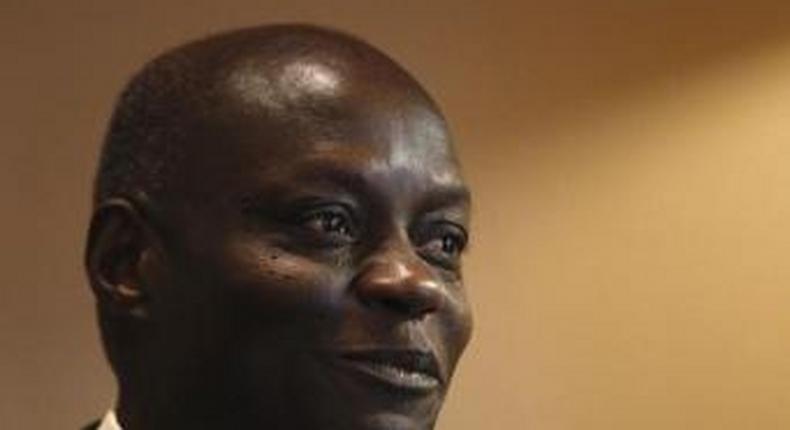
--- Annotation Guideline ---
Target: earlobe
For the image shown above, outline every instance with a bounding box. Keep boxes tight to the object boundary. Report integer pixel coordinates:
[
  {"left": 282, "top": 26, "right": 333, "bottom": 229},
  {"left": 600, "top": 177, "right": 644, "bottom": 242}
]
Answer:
[{"left": 85, "top": 199, "right": 157, "bottom": 318}]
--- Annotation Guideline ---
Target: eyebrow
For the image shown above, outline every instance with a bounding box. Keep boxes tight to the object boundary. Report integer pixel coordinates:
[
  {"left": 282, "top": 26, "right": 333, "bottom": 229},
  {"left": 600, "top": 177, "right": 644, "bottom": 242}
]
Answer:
[
  {"left": 415, "top": 185, "right": 471, "bottom": 215},
  {"left": 295, "top": 160, "right": 470, "bottom": 209},
  {"left": 236, "top": 163, "right": 370, "bottom": 215},
  {"left": 288, "top": 161, "right": 376, "bottom": 197},
  {"left": 239, "top": 158, "right": 470, "bottom": 216}
]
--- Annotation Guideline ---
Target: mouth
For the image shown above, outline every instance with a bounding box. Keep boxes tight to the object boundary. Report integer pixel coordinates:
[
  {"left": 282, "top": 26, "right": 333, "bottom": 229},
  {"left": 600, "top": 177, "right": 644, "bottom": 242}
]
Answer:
[{"left": 332, "top": 349, "right": 443, "bottom": 393}]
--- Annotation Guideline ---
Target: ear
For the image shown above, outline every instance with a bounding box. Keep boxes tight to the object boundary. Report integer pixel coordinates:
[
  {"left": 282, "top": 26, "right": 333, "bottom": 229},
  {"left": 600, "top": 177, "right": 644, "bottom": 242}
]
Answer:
[{"left": 85, "top": 198, "right": 161, "bottom": 319}]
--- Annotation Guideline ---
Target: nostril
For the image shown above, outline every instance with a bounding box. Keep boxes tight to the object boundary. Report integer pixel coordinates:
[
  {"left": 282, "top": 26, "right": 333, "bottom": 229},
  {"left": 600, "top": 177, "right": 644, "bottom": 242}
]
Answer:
[
  {"left": 356, "top": 277, "right": 444, "bottom": 318},
  {"left": 378, "top": 295, "right": 438, "bottom": 317},
  {"left": 380, "top": 297, "right": 411, "bottom": 314},
  {"left": 352, "top": 258, "right": 444, "bottom": 319}
]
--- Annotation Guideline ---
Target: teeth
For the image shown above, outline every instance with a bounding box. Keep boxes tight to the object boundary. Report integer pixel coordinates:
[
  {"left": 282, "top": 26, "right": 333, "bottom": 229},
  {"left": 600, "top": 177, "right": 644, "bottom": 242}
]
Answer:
[
  {"left": 368, "top": 362, "right": 438, "bottom": 387},
  {"left": 336, "top": 351, "right": 441, "bottom": 391}
]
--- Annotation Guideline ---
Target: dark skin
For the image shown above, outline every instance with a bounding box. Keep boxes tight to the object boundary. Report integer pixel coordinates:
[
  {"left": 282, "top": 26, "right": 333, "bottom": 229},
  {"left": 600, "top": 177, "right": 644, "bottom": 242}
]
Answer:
[{"left": 86, "top": 27, "right": 472, "bottom": 430}]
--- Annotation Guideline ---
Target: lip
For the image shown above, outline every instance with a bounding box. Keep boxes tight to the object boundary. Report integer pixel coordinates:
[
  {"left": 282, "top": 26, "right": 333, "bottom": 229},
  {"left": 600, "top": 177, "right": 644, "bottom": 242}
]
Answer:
[{"left": 330, "top": 349, "right": 443, "bottom": 394}]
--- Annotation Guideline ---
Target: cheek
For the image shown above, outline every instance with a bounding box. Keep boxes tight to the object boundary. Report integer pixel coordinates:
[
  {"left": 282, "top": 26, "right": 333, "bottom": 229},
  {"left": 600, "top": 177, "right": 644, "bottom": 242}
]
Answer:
[
  {"left": 216, "top": 240, "right": 351, "bottom": 326},
  {"left": 438, "top": 285, "right": 474, "bottom": 367}
]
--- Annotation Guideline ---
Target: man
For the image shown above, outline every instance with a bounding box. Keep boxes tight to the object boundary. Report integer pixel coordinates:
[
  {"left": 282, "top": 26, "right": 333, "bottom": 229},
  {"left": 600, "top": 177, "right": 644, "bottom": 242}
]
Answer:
[{"left": 85, "top": 24, "right": 473, "bottom": 430}]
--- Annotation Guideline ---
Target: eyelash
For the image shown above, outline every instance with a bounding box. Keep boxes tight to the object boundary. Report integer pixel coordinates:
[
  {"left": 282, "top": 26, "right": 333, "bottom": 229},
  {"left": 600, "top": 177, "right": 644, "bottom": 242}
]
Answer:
[
  {"left": 292, "top": 204, "right": 468, "bottom": 268},
  {"left": 296, "top": 204, "right": 359, "bottom": 246},
  {"left": 413, "top": 222, "right": 468, "bottom": 269}
]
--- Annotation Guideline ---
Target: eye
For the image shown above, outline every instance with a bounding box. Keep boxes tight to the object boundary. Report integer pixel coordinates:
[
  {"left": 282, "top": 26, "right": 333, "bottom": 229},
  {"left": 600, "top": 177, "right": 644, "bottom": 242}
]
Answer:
[
  {"left": 297, "top": 205, "right": 358, "bottom": 246},
  {"left": 415, "top": 222, "right": 468, "bottom": 269},
  {"left": 440, "top": 234, "right": 464, "bottom": 256}
]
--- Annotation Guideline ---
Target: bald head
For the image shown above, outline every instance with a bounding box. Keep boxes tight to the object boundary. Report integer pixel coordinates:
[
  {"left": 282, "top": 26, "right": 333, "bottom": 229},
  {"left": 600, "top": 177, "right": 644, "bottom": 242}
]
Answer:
[{"left": 95, "top": 24, "right": 448, "bottom": 206}]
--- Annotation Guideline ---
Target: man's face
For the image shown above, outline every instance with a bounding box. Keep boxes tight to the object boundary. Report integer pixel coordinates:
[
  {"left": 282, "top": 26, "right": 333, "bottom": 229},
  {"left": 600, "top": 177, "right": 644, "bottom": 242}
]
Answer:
[{"left": 147, "top": 67, "right": 473, "bottom": 429}]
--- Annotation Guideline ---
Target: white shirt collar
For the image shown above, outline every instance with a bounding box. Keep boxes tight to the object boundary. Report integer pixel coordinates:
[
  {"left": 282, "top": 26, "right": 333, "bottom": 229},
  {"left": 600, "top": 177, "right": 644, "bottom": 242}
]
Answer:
[{"left": 98, "top": 410, "right": 123, "bottom": 430}]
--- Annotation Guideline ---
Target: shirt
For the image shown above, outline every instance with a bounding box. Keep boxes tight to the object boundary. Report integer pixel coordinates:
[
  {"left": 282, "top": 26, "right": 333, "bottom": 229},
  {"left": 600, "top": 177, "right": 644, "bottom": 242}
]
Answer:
[{"left": 98, "top": 410, "right": 122, "bottom": 430}]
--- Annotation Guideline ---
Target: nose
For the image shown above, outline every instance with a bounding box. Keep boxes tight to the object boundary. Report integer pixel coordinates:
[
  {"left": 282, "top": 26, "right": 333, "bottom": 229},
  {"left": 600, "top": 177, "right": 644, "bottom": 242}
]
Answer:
[{"left": 352, "top": 247, "right": 445, "bottom": 319}]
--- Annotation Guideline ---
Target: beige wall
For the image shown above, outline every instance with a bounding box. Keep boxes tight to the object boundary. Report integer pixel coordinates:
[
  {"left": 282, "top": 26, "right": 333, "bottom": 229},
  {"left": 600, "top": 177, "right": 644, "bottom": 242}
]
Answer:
[{"left": 3, "top": 2, "right": 790, "bottom": 429}]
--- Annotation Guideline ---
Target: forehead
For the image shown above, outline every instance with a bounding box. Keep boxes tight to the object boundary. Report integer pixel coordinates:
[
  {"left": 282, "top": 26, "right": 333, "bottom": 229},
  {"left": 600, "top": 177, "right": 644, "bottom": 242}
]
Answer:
[
  {"left": 177, "top": 65, "right": 466, "bottom": 211},
  {"left": 159, "top": 45, "right": 471, "bottom": 211},
  {"left": 219, "top": 61, "right": 457, "bottom": 172},
  {"left": 228, "top": 103, "right": 464, "bottom": 204},
  {"left": 220, "top": 56, "right": 444, "bottom": 138}
]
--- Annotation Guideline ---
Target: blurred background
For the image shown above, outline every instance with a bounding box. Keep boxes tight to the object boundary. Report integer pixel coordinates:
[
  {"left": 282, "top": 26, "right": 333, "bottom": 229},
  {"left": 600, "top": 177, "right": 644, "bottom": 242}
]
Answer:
[{"left": 3, "top": 1, "right": 790, "bottom": 428}]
